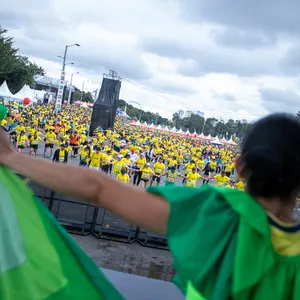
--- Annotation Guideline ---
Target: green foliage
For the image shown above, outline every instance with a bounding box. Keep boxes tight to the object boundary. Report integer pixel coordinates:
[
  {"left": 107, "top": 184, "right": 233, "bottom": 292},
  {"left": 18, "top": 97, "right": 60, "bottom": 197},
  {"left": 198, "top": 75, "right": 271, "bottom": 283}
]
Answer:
[
  {"left": 117, "top": 99, "right": 172, "bottom": 126},
  {"left": 173, "top": 110, "right": 249, "bottom": 139},
  {"left": 0, "top": 26, "right": 45, "bottom": 94},
  {"left": 117, "top": 99, "right": 250, "bottom": 138}
]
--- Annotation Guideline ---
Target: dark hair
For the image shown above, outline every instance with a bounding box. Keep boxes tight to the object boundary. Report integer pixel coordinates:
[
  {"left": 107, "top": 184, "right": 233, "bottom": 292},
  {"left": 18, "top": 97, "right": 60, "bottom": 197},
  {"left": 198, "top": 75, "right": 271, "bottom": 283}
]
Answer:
[{"left": 241, "top": 113, "right": 300, "bottom": 200}]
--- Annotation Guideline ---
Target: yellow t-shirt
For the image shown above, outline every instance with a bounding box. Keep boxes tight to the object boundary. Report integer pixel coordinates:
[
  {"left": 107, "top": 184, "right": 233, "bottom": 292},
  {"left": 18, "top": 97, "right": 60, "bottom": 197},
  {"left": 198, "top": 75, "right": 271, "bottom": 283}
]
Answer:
[
  {"left": 90, "top": 152, "right": 101, "bottom": 168},
  {"left": 45, "top": 132, "right": 56, "bottom": 144},
  {"left": 17, "top": 135, "right": 27, "bottom": 146},
  {"left": 168, "top": 159, "right": 177, "bottom": 168},
  {"left": 135, "top": 158, "right": 146, "bottom": 169},
  {"left": 153, "top": 162, "right": 165, "bottom": 175},
  {"left": 197, "top": 159, "right": 205, "bottom": 170},
  {"left": 80, "top": 150, "right": 89, "bottom": 162},
  {"left": 59, "top": 150, "right": 65, "bottom": 162},
  {"left": 15, "top": 125, "right": 25, "bottom": 134},
  {"left": 112, "top": 160, "right": 125, "bottom": 175},
  {"left": 268, "top": 214, "right": 300, "bottom": 256},
  {"left": 117, "top": 173, "right": 130, "bottom": 183},
  {"left": 210, "top": 161, "right": 217, "bottom": 170},
  {"left": 141, "top": 167, "right": 152, "bottom": 180},
  {"left": 236, "top": 181, "right": 245, "bottom": 191},
  {"left": 186, "top": 172, "right": 201, "bottom": 187},
  {"left": 185, "top": 163, "right": 195, "bottom": 174},
  {"left": 30, "top": 136, "right": 39, "bottom": 145},
  {"left": 214, "top": 174, "right": 230, "bottom": 187},
  {"left": 101, "top": 154, "right": 113, "bottom": 165}
]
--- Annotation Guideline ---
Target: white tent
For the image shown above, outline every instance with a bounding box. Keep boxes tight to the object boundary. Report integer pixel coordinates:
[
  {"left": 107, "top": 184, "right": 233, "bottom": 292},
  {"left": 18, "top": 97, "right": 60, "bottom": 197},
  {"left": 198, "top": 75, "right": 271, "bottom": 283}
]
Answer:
[
  {"left": 136, "top": 120, "right": 141, "bottom": 126},
  {"left": 0, "top": 81, "right": 14, "bottom": 100},
  {"left": 177, "top": 128, "right": 184, "bottom": 134},
  {"left": 148, "top": 123, "right": 156, "bottom": 129},
  {"left": 170, "top": 127, "right": 177, "bottom": 133},
  {"left": 156, "top": 124, "right": 162, "bottom": 130},
  {"left": 198, "top": 133, "right": 206, "bottom": 139},
  {"left": 211, "top": 136, "right": 223, "bottom": 145},
  {"left": 162, "top": 126, "right": 169, "bottom": 132},
  {"left": 13, "top": 85, "right": 35, "bottom": 101},
  {"left": 185, "top": 129, "right": 191, "bottom": 136}
]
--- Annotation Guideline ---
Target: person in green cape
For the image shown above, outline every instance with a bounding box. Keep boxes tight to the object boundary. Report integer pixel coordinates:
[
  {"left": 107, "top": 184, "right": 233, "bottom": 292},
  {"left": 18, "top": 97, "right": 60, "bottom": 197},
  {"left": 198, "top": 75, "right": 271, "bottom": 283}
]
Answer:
[{"left": 0, "top": 113, "right": 300, "bottom": 299}]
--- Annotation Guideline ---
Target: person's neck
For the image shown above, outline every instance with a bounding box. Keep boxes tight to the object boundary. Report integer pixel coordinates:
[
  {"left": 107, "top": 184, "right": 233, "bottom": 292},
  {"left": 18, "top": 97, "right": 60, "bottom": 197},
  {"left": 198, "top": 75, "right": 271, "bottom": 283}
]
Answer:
[{"left": 256, "top": 197, "right": 296, "bottom": 223}]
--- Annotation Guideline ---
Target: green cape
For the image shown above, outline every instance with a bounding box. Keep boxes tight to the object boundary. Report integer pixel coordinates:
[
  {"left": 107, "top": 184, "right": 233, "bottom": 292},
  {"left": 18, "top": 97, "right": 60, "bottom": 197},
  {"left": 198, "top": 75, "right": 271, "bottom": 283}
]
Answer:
[
  {"left": 149, "top": 184, "right": 300, "bottom": 300},
  {"left": 0, "top": 167, "right": 123, "bottom": 299}
]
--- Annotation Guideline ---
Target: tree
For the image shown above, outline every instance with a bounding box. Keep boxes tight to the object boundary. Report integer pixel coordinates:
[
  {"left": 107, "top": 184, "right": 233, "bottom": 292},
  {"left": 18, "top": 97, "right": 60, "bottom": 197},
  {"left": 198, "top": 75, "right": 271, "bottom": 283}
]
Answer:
[{"left": 0, "top": 26, "right": 45, "bottom": 93}]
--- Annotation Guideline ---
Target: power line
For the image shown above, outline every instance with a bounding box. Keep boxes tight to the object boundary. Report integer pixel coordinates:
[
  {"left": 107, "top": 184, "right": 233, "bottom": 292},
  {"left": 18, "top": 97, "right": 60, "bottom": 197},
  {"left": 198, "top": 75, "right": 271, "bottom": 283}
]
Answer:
[{"left": 123, "top": 78, "right": 264, "bottom": 117}]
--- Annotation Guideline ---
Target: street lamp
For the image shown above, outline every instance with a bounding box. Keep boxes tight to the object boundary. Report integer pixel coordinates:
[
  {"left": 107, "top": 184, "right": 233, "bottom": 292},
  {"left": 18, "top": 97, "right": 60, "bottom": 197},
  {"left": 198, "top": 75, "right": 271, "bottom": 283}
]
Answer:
[
  {"left": 55, "top": 43, "right": 80, "bottom": 111},
  {"left": 67, "top": 72, "right": 79, "bottom": 104},
  {"left": 80, "top": 80, "right": 90, "bottom": 102},
  {"left": 60, "top": 43, "right": 80, "bottom": 72}
]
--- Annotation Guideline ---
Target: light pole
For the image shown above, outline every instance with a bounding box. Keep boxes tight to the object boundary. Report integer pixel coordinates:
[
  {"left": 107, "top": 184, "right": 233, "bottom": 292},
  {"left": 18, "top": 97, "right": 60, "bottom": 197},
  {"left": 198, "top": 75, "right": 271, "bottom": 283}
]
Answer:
[
  {"left": 80, "top": 80, "right": 90, "bottom": 102},
  {"left": 67, "top": 72, "right": 79, "bottom": 104},
  {"left": 55, "top": 43, "right": 80, "bottom": 111}
]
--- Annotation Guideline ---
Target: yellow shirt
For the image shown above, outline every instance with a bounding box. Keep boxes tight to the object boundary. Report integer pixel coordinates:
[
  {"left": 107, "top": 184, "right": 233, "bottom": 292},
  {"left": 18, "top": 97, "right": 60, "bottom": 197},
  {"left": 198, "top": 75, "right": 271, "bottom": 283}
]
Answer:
[
  {"left": 135, "top": 158, "right": 146, "bottom": 169},
  {"left": 17, "top": 135, "right": 27, "bottom": 146},
  {"left": 15, "top": 125, "right": 25, "bottom": 134},
  {"left": 185, "top": 163, "right": 195, "bottom": 174},
  {"left": 30, "top": 136, "right": 40, "bottom": 145},
  {"left": 90, "top": 152, "right": 102, "bottom": 168},
  {"left": 45, "top": 132, "right": 56, "bottom": 144},
  {"left": 210, "top": 161, "right": 217, "bottom": 169},
  {"left": 197, "top": 159, "right": 205, "bottom": 170},
  {"left": 236, "top": 181, "right": 245, "bottom": 191},
  {"left": 141, "top": 167, "right": 152, "bottom": 180},
  {"left": 186, "top": 172, "right": 201, "bottom": 187},
  {"left": 168, "top": 159, "right": 177, "bottom": 168},
  {"left": 117, "top": 173, "right": 130, "bottom": 183},
  {"left": 214, "top": 174, "right": 230, "bottom": 187},
  {"left": 112, "top": 160, "right": 125, "bottom": 175},
  {"left": 59, "top": 150, "right": 65, "bottom": 162},
  {"left": 101, "top": 154, "right": 113, "bottom": 165},
  {"left": 122, "top": 158, "right": 131, "bottom": 166},
  {"left": 80, "top": 150, "right": 89, "bottom": 162},
  {"left": 269, "top": 214, "right": 300, "bottom": 256},
  {"left": 225, "top": 163, "right": 233, "bottom": 172},
  {"left": 153, "top": 162, "right": 165, "bottom": 175}
]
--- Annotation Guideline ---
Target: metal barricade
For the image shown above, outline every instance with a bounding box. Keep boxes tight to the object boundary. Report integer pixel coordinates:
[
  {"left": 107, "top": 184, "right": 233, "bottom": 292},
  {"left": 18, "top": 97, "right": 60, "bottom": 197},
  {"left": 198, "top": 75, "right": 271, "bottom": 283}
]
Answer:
[
  {"left": 138, "top": 228, "right": 168, "bottom": 250},
  {"left": 92, "top": 208, "right": 138, "bottom": 244},
  {"left": 28, "top": 182, "right": 94, "bottom": 235}
]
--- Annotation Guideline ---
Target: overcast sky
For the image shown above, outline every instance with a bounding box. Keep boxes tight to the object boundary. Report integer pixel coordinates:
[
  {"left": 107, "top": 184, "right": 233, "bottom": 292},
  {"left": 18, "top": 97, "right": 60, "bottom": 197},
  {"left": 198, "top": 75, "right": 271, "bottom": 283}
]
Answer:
[{"left": 2, "top": 0, "right": 300, "bottom": 121}]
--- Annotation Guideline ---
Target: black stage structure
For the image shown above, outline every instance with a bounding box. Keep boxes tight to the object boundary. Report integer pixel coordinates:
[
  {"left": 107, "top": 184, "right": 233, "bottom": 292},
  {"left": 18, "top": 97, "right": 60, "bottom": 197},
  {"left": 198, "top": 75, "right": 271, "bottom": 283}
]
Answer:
[{"left": 90, "top": 70, "right": 121, "bottom": 135}]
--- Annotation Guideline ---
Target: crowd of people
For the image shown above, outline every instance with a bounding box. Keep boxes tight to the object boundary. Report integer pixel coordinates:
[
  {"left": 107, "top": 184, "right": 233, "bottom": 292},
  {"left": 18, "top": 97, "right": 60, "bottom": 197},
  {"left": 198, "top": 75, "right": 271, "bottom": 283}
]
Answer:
[{"left": 1, "top": 101, "right": 244, "bottom": 190}]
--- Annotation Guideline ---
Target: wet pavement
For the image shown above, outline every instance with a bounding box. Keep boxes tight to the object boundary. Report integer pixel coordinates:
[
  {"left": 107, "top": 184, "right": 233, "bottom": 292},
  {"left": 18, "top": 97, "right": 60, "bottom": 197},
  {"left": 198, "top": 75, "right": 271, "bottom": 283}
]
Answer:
[{"left": 72, "top": 234, "right": 174, "bottom": 281}]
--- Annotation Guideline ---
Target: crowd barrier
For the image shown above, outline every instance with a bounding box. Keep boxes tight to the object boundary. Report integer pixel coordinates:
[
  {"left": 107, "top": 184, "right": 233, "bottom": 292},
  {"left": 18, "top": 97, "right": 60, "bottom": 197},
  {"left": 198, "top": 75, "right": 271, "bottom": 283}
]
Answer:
[{"left": 26, "top": 179, "right": 168, "bottom": 250}]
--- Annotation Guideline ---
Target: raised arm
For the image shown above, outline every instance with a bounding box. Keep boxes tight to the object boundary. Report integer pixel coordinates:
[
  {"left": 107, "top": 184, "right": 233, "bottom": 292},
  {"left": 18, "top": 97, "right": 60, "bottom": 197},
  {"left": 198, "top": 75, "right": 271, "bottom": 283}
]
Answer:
[{"left": 0, "top": 131, "right": 169, "bottom": 234}]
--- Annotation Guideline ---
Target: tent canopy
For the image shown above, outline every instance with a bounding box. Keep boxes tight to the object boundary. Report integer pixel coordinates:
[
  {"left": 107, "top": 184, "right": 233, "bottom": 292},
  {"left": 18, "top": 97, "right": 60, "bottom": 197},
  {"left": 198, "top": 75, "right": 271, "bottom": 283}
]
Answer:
[{"left": 0, "top": 81, "right": 14, "bottom": 99}]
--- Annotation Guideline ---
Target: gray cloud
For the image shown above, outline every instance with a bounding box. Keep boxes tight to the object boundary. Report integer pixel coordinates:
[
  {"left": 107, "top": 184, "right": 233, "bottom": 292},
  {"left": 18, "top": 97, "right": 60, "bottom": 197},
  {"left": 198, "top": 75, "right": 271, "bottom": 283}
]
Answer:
[
  {"left": 180, "top": 0, "right": 300, "bottom": 36},
  {"left": 140, "top": 36, "right": 279, "bottom": 77},
  {"left": 260, "top": 88, "right": 300, "bottom": 113},
  {"left": 278, "top": 43, "right": 300, "bottom": 76},
  {"left": 212, "top": 28, "right": 276, "bottom": 49},
  {"left": 147, "top": 78, "right": 198, "bottom": 96},
  {"left": 1, "top": 2, "right": 152, "bottom": 81}
]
